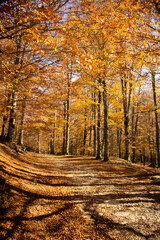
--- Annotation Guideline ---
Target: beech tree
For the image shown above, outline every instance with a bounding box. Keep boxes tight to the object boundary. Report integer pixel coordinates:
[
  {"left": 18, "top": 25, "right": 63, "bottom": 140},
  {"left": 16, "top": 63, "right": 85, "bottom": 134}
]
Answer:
[
  {"left": 0, "top": 0, "right": 70, "bottom": 142},
  {"left": 0, "top": 0, "right": 159, "bottom": 167}
]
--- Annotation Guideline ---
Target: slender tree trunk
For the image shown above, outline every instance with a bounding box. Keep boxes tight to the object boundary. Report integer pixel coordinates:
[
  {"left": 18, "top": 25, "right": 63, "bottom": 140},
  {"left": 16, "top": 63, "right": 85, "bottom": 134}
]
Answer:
[
  {"left": 124, "top": 112, "right": 130, "bottom": 161},
  {"left": 66, "top": 71, "right": 71, "bottom": 155},
  {"left": 52, "top": 122, "right": 56, "bottom": 154},
  {"left": 151, "top": 70, "right": 160, "bottom": 167},
  {"left": 1, "top": 91, "right": 11, "bottom": 139},
  {"left": 70, "top": 140, "right": 73, "bottom": 155},
  {"left": 83, "top": 114, "right": 87, "bottom": 155},
  {"left": 131, "top": 105, "right": 139, "bottom": 163},
  {"left": 117, "top": 127, "right": 122, "bottom": 158},
  {"left": 148, "top": 135, "right": 154, "bottom": 167},
  {"left": 103, "top": 79, "right": 109, "bottom": 161},
  {"left": 148, "top": 112, "right": 155, "bottom": 167},
  {"left": 132, "top": 146, "right": 136, "bottom": 163},
  {"left": 62, "top": 102, "right": 66, "bottom": 154},
  {"left": 75, "top": 134, "right": 78, "bottom": 155},
  {"left": 51, "top": 113, "right": 56, "bottom": 154},
  {"left": 17, "top": 42, "right": 27, "bottom": 145},
  {"left": 121, "top": 77, "right": 132, "bottom": 161},
  {"left": 96, "top": 78, "right": 102, "bottom": 159},
  {"left": 48, "top": 132, "right": 50, "bottom": 154},
  {"left": 50, "top": 131, "right": 52, "bottom": 153},
  {"left": 93, "top": 87, "right": 97, "bottom": 157},
  {"left": 143, "top": 147, "right": 146, "bottom": 165},
  {"left": 89, "top": 125, "right": 92, "bottom": 156},
  {"left": 7, "top": 35, "right": 22, "bottom": 142},
  {"left": 17, "top": 95, "right": 26, "bottom": 145},
  {"left": 7, "top": 90, "right": 17, "bottom": 141},
  {"left": 1, "top": 116, "right": 8, "bottom": 139}
]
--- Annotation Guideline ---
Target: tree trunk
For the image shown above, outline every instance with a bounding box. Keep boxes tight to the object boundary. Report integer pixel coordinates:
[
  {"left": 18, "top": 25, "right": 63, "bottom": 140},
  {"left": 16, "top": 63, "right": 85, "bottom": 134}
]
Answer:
[
  {"left": 1, "top": 87, "right": 12, "bottom": 139},
  {"left": 52, "top": 121, "right": 56, "bottom": 154},
  {"left": 83, "top": 114, "right": 87, "bottom": 155},
  {"left": 124, "top": 113, "right": 130, "bottom": 161},
  {"left": 70, "top": 140, "right": 73, "bottom": 155},
  {"left": 131, "top": 105, "right": 139, "bottom": 163},
  {"left": 148, "top": 135, "right": 154, "bottom": 167},
  {"left": 62, "top": 101, "right": 66, "bottom": 154},
  {"left": 1, "top": 121, "right": 7, "bottom": 140},
  {"left": 1, "top": 116, "right": 8, "bottom": 139},
  {"left": 89, "top": 125, "right": 92, "bottom": 156},
  {"left": 143, "top": 147, "right": 146, "bottom": 165},
  {"left": 148, "top": 112, "right": 154, "bottom": 166},
  {"left": 103, "top": 79, "right": 109, "bottom": 161},
  {"left": 117, "top": 127, "right": 122, "bottom": 158},
  {"left": 93, "top": 87, "right": 97, "bottom": 157},
  {"left": 17, "top": 95, "right": 26, "bottom": 145},
  {"left": 121, "top": 77, "right": 132, "bottom": 161},
  {"left": 66, "top": 71, "right": 71, "bottom": 155},
  {"left": 151, "top": 70, "right": 160, "bottom": 167},
  {"left": 7, "top": 90, "right": 17, "bottom": 142},
  {"left": 51, "top": 113, "right": 56, "bottom": 154},
  {"left": 96, "top": 78, "right": 102, "bottom": 159},
  {"left": 7, "top": 35, "right": 22, "bottom": 142}
]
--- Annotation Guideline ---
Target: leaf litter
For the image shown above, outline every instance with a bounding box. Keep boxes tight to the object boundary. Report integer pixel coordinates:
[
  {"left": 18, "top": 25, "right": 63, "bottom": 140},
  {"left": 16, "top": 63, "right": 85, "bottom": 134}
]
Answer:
[{"left": 0, "top": 143, "right": 160, "bottom": 240}]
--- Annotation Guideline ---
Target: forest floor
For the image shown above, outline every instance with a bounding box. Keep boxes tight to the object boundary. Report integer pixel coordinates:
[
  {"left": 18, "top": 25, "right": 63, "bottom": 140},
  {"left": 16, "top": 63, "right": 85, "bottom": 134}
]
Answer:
[{"left": 0, "top": 143, "right": 160, "bottom": 240}]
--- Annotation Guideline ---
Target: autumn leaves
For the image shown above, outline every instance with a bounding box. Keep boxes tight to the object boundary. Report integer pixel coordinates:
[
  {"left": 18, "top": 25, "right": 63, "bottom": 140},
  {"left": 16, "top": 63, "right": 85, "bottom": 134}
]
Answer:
[{"left": 0, "top": 0, "right": 159, "bottom": 167}]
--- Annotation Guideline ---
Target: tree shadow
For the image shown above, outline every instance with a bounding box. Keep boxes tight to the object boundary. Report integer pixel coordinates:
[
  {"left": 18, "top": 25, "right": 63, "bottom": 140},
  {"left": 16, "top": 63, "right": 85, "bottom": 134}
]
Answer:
[
  {"left": 1, "top": 149, "right": 160, "bottom": 240},
  {"left": 0, "top": 183, "right": 74, "bottom": 240},
  {"left": 84, "top": 206, "right": 156, "bottom": 240}
]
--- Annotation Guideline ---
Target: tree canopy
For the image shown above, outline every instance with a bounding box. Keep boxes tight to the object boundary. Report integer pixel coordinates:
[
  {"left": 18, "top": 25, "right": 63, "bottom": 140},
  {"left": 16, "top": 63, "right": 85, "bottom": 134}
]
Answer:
[{"left": 0, "top": 0, "right": 160, "bottom": 167}]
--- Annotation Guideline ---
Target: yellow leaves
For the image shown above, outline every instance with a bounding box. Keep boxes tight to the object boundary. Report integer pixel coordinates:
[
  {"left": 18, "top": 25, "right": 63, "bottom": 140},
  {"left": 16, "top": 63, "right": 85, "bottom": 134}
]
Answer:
[
  {"left": 98, "top": 85, "right": 104, "bottom": 92},
  {"left": 0, "top": 24, "right": 5, "bottom": 32},
  {"left": 44, "top": 36, "right": 55, "bottom": 45},
  {"left": 71, "top": 100, "right": 86, "bottom": 110},
  {"left": 137, "top": 104, "right": 156, "bottom": 112},
  {"left": 62, "top": 57, "right": 69, "bottom": 67}
]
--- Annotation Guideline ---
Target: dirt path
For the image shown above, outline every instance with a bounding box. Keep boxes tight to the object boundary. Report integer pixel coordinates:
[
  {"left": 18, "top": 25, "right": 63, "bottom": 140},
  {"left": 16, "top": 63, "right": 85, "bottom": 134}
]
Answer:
[{"left": 0, "top": 144, "right": 160, "bottom": 240}]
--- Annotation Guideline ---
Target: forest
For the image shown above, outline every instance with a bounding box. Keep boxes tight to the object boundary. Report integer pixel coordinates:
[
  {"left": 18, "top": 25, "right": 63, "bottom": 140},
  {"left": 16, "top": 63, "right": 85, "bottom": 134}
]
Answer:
[{"left": 0, "top": 0, "right": 160, "bottom": 167}]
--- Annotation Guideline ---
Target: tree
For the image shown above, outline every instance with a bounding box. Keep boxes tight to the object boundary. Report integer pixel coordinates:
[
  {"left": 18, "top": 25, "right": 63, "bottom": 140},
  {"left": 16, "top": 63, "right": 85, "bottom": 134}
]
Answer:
[
  {"left": 150, "top": 66, "right": 160, "bottom": 167},
  {"left": 0, "top": 0, "right": 70, "bottom": 142}
]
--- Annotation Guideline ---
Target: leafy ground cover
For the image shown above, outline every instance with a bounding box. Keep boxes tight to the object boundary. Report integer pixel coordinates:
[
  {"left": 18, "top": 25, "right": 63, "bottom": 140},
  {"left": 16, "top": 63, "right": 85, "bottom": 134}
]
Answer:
[{"left": 0, "top": 143, "right": 160, "bottom": 240}]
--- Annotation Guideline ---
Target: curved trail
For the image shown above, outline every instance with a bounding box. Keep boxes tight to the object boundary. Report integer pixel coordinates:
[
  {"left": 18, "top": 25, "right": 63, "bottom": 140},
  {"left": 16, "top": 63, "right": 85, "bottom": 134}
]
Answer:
[
  {"left": 0, "top": 148, "right": 160, "bottom": 239},
  {"left": 51, "top": 155, "right": 160, "bottom": 240}
]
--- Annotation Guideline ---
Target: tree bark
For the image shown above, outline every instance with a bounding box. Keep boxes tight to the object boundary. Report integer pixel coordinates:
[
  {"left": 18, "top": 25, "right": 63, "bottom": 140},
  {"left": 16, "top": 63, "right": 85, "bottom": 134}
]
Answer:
[
  {"left": 66, "top": 70, "right": 71, "bottom": 155},
  {"left": 83, "top": 113, "right": 87, "bottom": 155},
  {"left": 96, "top": 78, "right": 102, "bottom": 159},
  {"left": 1, "top": 116, "right": 8, "bottom": 139},
  {"left": 7, "top": 90, "right": 17, "bottom": 142},
  {"left": 17, "top": 95, "right": 26, "bottom": 145},
  {"left": 131, "top": 105, "right": 139, "bottom": 163},
  {"left": 151, "top": 70, "right": 160, "bottom": 167},
  {"left": 89, "top": 125, "right": 92, "bottom": 156},
  {"left": 103, "top": 79, "right": 109, "bottom": 161},
  {"left": 121, "top": 77, "right": 132, "bottom": 161},
  {"left": 117, "top": 127, "right": 122, "bottom": 158},
  {"left": 51, "top": 113, "right": 56, "bottom": 154},
  {"left": 148, "top": 112, "right": 155, "bottom": 167},
  {"left": 7, "top": 35, "right": 22, "bottom": 142},
  {"left": 62, "top": 101, "right": 66, "bottom": 154},
  {"left": 1, "top": 91, "right": 11, "bottom": 139},
  {"left": 93, "top": 87, "right": 97, "bottom": 157}
]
